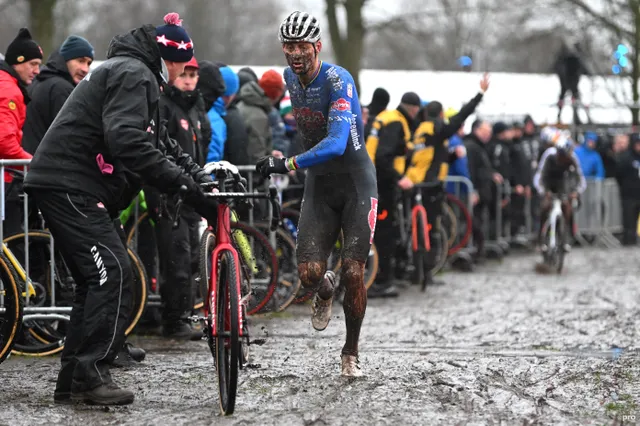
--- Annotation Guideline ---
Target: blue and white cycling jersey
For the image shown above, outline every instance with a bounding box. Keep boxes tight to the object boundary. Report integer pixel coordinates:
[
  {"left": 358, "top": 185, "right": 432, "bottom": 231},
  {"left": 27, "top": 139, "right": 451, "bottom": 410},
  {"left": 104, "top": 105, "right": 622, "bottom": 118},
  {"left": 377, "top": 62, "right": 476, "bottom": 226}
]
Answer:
[{"left": 284, "top": 62, "right": 374, "bottom": 175}]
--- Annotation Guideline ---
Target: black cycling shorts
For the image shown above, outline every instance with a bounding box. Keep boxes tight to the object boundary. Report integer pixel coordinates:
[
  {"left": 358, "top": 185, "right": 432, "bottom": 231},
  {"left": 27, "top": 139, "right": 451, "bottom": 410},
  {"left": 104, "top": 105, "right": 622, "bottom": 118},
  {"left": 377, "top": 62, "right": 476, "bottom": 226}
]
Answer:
[{"left": 297, "top": 167, "right": 378, "bottom": 264}]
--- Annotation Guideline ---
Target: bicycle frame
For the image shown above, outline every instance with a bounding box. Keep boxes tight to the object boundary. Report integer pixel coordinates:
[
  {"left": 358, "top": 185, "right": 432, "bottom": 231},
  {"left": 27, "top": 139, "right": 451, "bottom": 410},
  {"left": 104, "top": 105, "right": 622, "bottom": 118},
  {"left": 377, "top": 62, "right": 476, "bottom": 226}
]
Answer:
[
  {"left": 411, "top": 191, "right": 431, "bottom": 252},
  {"left": 207, "top": 203, "right": 245, "bottom": 339},
  {"left": 547, "top": 198, "right": 563, "bottom": 250}
]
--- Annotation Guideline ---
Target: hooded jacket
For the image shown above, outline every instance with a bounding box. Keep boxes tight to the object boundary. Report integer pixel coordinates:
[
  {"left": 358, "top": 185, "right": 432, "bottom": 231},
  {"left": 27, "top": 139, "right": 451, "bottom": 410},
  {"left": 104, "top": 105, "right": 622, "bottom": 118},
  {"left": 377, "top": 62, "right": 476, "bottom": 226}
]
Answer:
[
  {"left": 22, "top": 50, "right": 76, "bottom": 154},
  {"left": 464, "top": 132, "right": 496, "bottom": 203},
  {"left": 0, "top": 60, "right": 32, "bottom": 182},
  {"left": 24, "top": 25, "right": 198, "bottom": 215},
  {"left": 235, "top": 81, "right": 273, "bottom": 164},
  {"left": 574, "top": 142, "right": 604, "bottom": 179},
  {"left": 615, "top": 146, "right": 640, "bottom": 199},
  {"left": 160, "top": 85, "right": 206, "bottom": 166},
  {"left": 206, "top": 98, "right": 227, "bottom": 162}
]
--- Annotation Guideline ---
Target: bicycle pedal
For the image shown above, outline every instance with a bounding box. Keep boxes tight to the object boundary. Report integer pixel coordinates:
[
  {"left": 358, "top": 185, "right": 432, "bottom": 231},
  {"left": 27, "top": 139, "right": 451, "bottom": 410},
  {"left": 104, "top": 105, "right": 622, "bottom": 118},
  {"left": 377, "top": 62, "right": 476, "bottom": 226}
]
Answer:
[{"left": 186, "top": 315, "right": 205, "bottom": 323}]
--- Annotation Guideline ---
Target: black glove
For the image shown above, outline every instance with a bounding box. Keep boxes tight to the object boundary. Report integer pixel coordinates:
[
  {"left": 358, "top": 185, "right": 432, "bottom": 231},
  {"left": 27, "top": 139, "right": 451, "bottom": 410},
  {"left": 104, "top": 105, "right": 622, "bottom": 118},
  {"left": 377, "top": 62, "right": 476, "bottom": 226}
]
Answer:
[
  {"left": 194, "top": 197, "right": 218, "bottom": 225},
  {"left": 173, "top": 174, "right": 203, "bottom": 203},
  {"left": 256, "top": 156, "right": 289, "bottom": 178},
  {"left": 193, "top": 169, "right": 213, "bottom": 184}
]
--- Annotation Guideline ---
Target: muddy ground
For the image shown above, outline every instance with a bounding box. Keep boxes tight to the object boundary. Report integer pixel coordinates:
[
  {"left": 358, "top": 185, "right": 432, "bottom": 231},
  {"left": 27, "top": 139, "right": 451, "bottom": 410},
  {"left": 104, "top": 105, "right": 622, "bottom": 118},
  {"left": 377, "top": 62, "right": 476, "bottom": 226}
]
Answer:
[{"left": 1, "top": 248, "right": 639, "bottom": 425}]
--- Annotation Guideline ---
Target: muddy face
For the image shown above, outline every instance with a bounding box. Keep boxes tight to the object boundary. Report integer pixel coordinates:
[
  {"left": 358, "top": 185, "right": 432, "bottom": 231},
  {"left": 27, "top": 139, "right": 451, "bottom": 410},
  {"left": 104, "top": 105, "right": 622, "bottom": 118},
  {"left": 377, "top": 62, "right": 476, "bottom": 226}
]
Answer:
[{"left": 282, "top": 42, "right": 317, "bottom": 75}]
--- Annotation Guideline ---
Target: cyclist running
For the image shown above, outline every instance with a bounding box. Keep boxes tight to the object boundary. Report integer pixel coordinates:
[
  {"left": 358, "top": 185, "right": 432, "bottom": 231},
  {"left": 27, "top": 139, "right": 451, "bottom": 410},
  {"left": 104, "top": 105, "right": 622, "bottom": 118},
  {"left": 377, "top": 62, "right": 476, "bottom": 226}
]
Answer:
[
  {"left": 533, "top": 135, "right": 586, "bottom": 252},
  {"left": 256, "top": 11, "right": 376, "bottom": 377}
]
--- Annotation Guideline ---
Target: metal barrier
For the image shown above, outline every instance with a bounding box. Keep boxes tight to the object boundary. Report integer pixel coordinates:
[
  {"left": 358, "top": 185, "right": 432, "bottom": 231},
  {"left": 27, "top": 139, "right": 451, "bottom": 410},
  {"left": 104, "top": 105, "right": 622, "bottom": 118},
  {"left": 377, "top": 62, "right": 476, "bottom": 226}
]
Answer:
[
  {"left": 574, "top": 178, "right": 623, "bottom": 248},
  {"left": 0, "top": 159, "right": 72, "bottom": 322},
  {"left": 443, "top": 176, "right": 475, "bottom": 249}
]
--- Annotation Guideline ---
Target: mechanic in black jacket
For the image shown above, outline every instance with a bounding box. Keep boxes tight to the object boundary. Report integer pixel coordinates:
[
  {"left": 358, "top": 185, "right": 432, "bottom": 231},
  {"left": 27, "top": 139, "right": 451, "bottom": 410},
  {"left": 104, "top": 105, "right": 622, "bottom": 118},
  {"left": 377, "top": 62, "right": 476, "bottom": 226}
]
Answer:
[
  {"left": 508, "top": 122, "right": 532, "bottom": 238},
  {"left": 615, "top": 133, "right": 640, "bottom": 245},
  {"left": 154, "top": 56, "right": 208, "bottom": 338},
  {"left": 22, "top": 35, "right": 94, "bottom": 154},
  {"left": 24, "top": 13, "right": 216, "bottom": 406}
]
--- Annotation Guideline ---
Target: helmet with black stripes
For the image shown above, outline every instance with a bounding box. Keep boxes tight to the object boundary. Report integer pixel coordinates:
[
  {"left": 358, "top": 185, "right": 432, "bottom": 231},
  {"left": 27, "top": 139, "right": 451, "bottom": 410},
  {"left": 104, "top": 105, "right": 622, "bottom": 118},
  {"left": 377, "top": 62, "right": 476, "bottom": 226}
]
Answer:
[{"left": 278, "top": 11, "right": 321, "bottom": 43}]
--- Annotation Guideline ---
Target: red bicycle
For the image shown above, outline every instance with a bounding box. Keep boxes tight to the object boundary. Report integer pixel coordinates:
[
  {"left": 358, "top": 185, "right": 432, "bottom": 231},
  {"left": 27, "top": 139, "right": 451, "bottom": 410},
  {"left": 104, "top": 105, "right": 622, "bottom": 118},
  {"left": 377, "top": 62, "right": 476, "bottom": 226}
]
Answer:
[{"left": 178, "top": 162, "right": 280, "bottom": 415}]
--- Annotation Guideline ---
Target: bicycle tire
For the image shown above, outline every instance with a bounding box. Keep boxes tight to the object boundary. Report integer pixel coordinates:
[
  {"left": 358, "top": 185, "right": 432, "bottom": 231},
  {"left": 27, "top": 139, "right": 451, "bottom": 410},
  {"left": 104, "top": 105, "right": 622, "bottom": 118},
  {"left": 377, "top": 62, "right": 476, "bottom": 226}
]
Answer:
[
  {"left": 431, "top": 226, "right": 449, "bottom": 276},
  {"left": 445, "top": 194, "right": 472, "bottom": 256},
  {"left": 7, "top": 232, "right": 147, "bottom": 355},
  {"left": 0, "top": 252, "right": 23, "bottom": 364},
  {"left": 554, "top": 216, "right": 566, "bottom": 274},
  {"left": 441, "top": 202, "right": 458, "bottom": 249},
  {"left": 214, "top": 250, "right": 240, "bottom": 416},
  {"left": 251, "top": 222, "right": 301, "bottom": 313}
]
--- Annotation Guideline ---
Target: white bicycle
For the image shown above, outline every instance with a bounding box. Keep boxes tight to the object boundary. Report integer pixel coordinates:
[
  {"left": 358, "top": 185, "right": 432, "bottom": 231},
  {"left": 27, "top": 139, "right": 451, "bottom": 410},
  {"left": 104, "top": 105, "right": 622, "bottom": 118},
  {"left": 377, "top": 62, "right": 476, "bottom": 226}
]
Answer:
[{"left": 540, "top": 193, "right": 571, "bottom": 273}]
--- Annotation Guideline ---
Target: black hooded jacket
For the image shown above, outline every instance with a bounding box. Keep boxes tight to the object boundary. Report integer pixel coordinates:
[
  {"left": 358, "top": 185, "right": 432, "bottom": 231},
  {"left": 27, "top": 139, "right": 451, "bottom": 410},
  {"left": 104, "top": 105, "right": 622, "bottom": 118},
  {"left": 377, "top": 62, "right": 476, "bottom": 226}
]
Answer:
[
  {"left": 160, "top": 86, "right": 206, "bottom": 166},
  {"left": 24, "top": 25, "right": 201, "bottom": 216},
  {"left": 22, "top": 50, "right": 75, "bottom": 154}
]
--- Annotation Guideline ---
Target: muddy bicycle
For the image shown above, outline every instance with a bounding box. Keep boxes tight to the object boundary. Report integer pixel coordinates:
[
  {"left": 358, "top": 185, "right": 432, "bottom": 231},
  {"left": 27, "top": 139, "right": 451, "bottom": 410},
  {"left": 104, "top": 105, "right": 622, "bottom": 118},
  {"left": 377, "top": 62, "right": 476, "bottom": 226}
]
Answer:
[{"left": 187, "top": 161, "right": 281, "bottom": 415}]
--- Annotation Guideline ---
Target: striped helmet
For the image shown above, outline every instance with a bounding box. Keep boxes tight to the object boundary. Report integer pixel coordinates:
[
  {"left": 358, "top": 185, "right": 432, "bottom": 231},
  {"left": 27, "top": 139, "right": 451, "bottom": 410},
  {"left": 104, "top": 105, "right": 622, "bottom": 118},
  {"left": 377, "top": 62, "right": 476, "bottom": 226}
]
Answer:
[{"left": 278, "top": 11, "right": 321, "bottom": 43}]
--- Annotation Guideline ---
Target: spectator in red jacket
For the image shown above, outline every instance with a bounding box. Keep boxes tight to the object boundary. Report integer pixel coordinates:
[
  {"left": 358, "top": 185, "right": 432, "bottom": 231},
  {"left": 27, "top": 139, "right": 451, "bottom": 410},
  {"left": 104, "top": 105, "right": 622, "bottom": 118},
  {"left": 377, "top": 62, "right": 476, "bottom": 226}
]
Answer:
[{"left": 0, "top": 28, "right": 43, "bottom": 235}]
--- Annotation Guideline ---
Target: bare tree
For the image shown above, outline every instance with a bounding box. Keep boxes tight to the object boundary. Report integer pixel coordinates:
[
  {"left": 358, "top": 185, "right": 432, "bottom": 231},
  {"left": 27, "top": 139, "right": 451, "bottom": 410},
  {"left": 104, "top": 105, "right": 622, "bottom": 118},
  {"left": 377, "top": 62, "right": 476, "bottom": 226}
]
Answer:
[{"left": 558, "top": 0, "right": 639, "bottom": 123}]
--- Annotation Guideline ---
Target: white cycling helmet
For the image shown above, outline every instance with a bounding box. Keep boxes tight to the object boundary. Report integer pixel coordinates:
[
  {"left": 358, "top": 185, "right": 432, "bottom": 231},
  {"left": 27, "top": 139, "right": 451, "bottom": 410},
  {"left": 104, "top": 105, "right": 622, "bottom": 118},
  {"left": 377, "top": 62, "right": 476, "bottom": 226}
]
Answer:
[
  {"left": 540, "top": 127, "right": 558, "bottom": 143},
  {"left": 278, "top": 11, "right": 321, "bottom": 44},
  {"left": 556, "top": 137, "right": 572, "bottom": 154}
]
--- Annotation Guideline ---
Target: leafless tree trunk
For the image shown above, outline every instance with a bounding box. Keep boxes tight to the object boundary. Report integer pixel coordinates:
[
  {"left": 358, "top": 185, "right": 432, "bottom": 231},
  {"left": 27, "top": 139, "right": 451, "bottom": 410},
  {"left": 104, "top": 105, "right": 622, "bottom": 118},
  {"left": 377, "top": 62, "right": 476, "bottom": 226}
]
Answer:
[
  {"left": 326, "top": 0, "right": 366, "bottom": 91},
  {"left": 28, "top": 0, "right": 57, "bottom": 56}
]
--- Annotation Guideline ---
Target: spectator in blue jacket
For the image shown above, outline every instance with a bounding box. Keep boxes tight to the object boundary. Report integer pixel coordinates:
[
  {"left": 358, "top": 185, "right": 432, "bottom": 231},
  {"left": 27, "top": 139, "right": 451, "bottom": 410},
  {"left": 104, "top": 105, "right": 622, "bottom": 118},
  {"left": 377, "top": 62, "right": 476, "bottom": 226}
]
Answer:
[
  {"left": 575, "top": 131, "right": 605, "bottom": 179},
  {"left": 444, "top": 108, "right": 472, "bottom": 197},
  {"left": 206, "top": 66, "right": 239, "bottom": 162}
]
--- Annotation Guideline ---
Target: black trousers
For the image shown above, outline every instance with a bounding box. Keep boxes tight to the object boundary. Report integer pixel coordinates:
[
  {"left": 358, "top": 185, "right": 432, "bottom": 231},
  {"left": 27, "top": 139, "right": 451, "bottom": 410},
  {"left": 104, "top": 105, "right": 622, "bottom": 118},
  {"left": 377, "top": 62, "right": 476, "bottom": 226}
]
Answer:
[
  {"left": 31, "top": 190, "right": 133, "bottom": 393},
  {"left": 4, "top": 181, "right": 24, "bottom": 237},
  {"left": 373, "top": 186, "right": 397, "bottom": 284},
  {"left": 621, "top": 198, "right": 640, "bottom": 245},
  {"left": 155, "top": 206, "right": 200, "bottom": 324},
  {"left": 419, "top": 183, "right": 444, "bottom": 272}
]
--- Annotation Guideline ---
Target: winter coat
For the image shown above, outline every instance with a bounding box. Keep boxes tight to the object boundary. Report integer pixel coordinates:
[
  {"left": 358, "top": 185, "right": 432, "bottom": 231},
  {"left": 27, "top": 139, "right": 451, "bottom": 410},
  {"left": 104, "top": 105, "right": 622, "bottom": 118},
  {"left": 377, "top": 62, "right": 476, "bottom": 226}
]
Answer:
[
  {"left": 223, "top": 104, "right": 250, "bottom": 165},
  {"left": 575, "top": 144, "right": 605, "bottom": 179},
  {"left": 615, "top": 149, "right": 640, "bottom": 200},
  {"left": 235, "top": 81, "right": 273, "bottom": 164},
  {"left": 160, "top": 86, "right": 206, "bottom": 166},
  {"left": 0, "top": 60, "right": 32, "bottom": 182},
  {"left": 464, "top": 133, "right": 495, "bottom": 203},
  {"left": 206, "top": 98, "right": 226, "bottom": 163},
  {"left": 446, "top": 134, "right": 471, "bottom": 194},
  {"left": 24, "top": 25, "right": 197, "bottom": 215},
  {"left": 22, "top": 51, "right": 75, "bottom": 154},
  {"left": 268, "top": 107, "right": 289, "bottom": 154}
]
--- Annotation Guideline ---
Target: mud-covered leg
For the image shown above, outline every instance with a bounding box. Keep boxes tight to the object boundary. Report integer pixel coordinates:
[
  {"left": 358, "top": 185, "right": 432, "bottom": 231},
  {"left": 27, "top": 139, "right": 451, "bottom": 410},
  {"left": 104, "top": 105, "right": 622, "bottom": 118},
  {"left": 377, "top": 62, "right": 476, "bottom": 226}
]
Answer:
[
  {"left": 298, "top": 261, "right": 334, "bottom": 300},
  {"left": 341, "top": 259, "right": 366, "bottom": 357}
]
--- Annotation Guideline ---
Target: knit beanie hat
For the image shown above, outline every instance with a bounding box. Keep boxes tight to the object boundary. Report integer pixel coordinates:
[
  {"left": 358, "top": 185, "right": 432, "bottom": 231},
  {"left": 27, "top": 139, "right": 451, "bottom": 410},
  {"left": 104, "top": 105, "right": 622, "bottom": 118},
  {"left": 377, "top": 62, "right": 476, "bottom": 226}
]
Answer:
[
  {"left": 280, "top": 92, "right": 292, "bottom": 115},
  {"left": 155, "top": 13, "right": 193, "bottom": 63},
  {"left": 259, "top": 69, "right": 285, "bottom": 100},
  {"left": 219, "top": 66, "right": 239, "bottom": 97},
  {"left": 5, "top": 28, "right": 43, "bottom": 66},
  {"left": 60, "top": 35, "right": 94, "bottom": 61}
]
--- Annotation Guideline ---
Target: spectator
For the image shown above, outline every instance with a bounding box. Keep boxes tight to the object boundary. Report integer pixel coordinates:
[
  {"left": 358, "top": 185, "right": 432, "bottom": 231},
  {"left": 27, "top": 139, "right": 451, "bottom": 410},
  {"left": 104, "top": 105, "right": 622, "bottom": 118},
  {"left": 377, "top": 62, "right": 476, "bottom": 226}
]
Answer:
[
  {"left": 615, "top": 133, "right": 640, "bottom": 245},
  {"left": 465, "top": 120, "right": 501, "bottom": 259},
  {"left": 195, "top": 60, "right": 227, "bottom": 161},
  {"left": 236, "top": 75, "right": 279, "bottom": 164},
  {"left": 445, "top": 108, "right": 471, "bottom": 197},
  {"left": 509, "top": 122, "right": 532, "bottom": 238},
  {"left": 23, "top": 35, "right": 94, "bottom": 154},
  {"left": 238, "top": 66, "right": 258, "bottom": 88},
  {"left": 554, "top": 41, "right": 590, "bottom": 123},
  {"left": 206, "top": 66, "right": 239, "bottom": 162},
  {"left": 575, "top": 131, "right": 605, "bottom": 180},
  {"left": 0, "top": 28, "right": 42, "bottom": 237},
  {"left": 364, "top": 87, "right": 390, "bottom": 139},
  {"left": 259, "top": 69, "right": 289, "bottom": 155},
  {"left": 366, "top": 92, "right": 421, "bottom": 298}
]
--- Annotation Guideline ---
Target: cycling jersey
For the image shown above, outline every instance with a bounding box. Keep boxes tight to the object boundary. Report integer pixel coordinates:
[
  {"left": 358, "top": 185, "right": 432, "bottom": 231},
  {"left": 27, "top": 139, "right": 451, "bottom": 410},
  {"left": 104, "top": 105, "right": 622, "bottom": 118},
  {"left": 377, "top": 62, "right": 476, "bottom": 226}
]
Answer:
[
  {"left": 284, "top": 62, "right": 375, "bottom": 175},
  {"left": 533, "top": 147, "right": 587, "bottom": 194},
  {"left": 284, "top": 62, "right": 377, "bottom": 263}
]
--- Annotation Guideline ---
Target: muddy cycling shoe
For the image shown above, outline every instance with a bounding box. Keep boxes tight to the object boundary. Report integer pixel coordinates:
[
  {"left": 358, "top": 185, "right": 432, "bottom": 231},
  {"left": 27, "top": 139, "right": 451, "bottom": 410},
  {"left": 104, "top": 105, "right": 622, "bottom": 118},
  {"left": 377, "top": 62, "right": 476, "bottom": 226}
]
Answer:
[
  {"left": 312, "top": 271, "right": 336, "bottom": 331},
  {"left": 71, "top": 382, "right": 134, "bottom": 406},
  {"left": 341, "top": 354, "right": 363, "bottom": 377},
  {"left": 162, "top": 322, "right": 202, "bottom": 341}
]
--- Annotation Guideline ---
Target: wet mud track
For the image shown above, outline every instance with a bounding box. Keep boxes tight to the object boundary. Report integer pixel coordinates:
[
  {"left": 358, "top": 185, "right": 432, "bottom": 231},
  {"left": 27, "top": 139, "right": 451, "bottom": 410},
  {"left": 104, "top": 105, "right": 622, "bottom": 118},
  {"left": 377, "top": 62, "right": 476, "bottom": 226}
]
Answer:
[{"left": 1, "top": 248, "right": 639, "bottom": 425}]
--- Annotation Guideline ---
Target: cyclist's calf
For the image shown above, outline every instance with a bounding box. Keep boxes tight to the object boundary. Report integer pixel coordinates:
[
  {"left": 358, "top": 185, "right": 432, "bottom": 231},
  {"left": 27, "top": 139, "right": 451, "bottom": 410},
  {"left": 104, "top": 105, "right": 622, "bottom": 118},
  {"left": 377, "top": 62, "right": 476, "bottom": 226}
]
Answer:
[
  {"left": 341, "top": 259, "right": 366, "bottom": 356},
  {"left": 299, "top": 261, "right": 334, "bottom": 300}
]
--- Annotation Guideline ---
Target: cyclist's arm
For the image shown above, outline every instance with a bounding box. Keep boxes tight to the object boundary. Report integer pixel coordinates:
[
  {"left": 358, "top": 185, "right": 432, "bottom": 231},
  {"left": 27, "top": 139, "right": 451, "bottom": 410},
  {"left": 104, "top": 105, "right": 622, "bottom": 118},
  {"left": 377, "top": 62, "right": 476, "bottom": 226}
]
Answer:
[
  {"left": 533, "top": 148, "right": 554, "bottom": 194},
  {"left": 571, "top": 151, "right": 587, "bottom": 193},
  {"left": 290, "top": 79, "right": 352, "bottom": 169}
]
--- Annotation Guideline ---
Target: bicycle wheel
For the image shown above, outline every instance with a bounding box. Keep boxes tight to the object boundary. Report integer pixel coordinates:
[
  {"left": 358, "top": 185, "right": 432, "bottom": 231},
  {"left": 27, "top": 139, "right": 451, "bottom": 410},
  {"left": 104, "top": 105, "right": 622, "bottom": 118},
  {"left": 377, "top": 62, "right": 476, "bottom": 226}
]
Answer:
[
  {"left": 5, "top": 231, "right": 68, "bottom": 356},
  {"left": 126, "top": 248, "right": 148, "bottom": 334},
  {"left": 214, "top": 250, "right": 240, "bottom": 416},
  {"left": 445, "top": 194, "right": 472, "bottom": 256},
  {"left": 552, "top": 217, "right": 566, "bottom": 273},
  {"left": 441, "top": 202, "right": 458, "bottom": 249},
  {"left": 0, "top": 253, "right": 22, "bottom": 364},
  {"left": 431, "top": 226, "right": 449, "bottom": 276},
  {"left": 251, "top": 222, "right": 300, "bottom": 312}
]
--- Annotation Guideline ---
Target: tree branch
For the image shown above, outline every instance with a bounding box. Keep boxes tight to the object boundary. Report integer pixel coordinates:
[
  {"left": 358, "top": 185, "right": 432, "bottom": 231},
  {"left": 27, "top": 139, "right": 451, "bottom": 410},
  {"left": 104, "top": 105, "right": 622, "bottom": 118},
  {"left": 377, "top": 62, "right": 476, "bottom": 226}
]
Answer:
[
  {"left": 326, "top": 0, "right": 344, "bottom": 60},
  {"left": 562, "top": 0, "right": 634, "bottom": 39}
]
